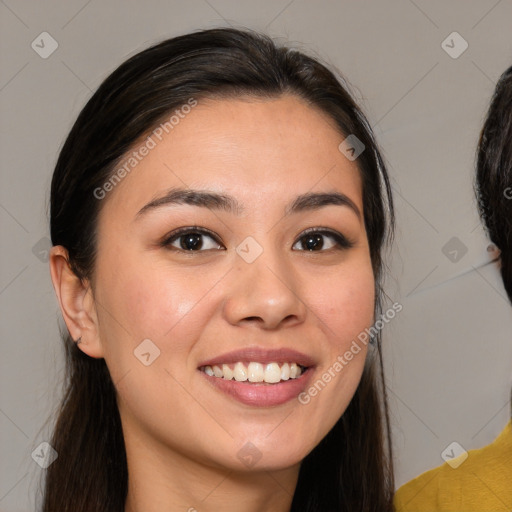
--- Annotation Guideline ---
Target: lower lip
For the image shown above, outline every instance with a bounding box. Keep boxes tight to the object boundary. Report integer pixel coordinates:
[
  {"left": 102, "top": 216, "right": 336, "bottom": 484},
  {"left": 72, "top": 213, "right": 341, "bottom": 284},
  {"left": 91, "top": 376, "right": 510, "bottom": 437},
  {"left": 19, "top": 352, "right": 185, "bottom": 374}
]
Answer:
[{"left": 198, "top": 367, "right": 315, "bottom": 407}]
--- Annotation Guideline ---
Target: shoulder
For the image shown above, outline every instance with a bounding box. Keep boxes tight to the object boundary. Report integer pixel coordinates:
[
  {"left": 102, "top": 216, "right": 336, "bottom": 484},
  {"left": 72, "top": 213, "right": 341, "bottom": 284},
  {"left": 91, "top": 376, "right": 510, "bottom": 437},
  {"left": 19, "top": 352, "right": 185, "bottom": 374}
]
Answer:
[
  {"left": 394, "top": 420, "right": 512, "bottom": 512},
  {"left": 394, "top": 460, "right": 455, "bottom": 512}
]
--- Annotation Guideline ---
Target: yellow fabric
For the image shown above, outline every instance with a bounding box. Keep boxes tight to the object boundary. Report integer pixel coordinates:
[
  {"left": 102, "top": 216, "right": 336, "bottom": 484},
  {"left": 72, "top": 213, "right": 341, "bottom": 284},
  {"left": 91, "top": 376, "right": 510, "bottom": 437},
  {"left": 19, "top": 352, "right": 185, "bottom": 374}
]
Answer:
[{"left": 394, "top": 420, "right": 512, "bottom": 512}]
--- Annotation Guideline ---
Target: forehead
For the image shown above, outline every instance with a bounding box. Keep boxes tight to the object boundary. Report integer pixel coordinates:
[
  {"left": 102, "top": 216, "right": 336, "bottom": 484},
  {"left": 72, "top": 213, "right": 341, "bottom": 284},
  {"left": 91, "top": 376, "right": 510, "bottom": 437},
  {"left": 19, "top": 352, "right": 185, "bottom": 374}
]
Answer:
[{"left": 101, "top": 94, "right": 364, "bottom": 219}]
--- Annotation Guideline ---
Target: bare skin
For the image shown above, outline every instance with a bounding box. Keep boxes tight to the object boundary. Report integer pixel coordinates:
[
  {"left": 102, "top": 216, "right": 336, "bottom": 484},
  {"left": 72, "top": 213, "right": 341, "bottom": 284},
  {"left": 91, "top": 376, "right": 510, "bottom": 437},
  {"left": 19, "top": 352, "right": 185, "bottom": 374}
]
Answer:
[{"left": 50, "top": 94, "right": 375, "bottom": 512}]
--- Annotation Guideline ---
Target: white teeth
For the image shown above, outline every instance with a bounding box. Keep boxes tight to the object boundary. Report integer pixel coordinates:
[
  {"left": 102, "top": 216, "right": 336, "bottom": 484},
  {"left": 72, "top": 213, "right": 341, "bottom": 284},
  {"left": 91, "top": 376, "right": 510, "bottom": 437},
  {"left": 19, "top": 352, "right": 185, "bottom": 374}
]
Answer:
[
  {"left": 222, "top": 364, "right": 233, "bottom": 380},
  {"left": 233, "top": 362, "right": 248, "bottom": 381},
  {"left": 248, "top": 362, "right": 264, "bottom": 382},
  {"left": 201, "top": 361, "right": 305, "bottom": 383},
  {"left": 264, "top": 362, "right": 281, "bottom": 383}
]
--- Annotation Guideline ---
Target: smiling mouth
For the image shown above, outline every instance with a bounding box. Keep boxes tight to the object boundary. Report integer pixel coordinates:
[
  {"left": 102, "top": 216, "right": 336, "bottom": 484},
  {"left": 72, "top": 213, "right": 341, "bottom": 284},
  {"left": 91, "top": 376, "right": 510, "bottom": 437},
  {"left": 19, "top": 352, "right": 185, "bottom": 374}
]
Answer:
[{"left": 199, "top": 361, "right": 308, "bottom": 384}]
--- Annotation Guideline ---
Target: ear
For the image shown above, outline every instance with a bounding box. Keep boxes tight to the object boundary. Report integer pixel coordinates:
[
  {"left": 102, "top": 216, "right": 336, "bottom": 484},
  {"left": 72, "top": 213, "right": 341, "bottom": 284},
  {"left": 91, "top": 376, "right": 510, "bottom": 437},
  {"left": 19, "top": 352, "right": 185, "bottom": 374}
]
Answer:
[{"left": 49, "top": 245, "right": 104, "bottom": 359}]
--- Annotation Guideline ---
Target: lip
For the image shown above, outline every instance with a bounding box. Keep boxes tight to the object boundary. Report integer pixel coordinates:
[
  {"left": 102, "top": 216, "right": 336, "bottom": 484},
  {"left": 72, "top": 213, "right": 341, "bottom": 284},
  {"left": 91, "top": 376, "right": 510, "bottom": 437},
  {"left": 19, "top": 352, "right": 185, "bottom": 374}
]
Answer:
[
  {"left": 197, "top": 347, "right": 317, "bottom": 407},
  {"left": 199, "top": 366, "right": 315, "bottom": 407},
  {"left": 197, "top": 347, "right": 316, "bottom": 368}
]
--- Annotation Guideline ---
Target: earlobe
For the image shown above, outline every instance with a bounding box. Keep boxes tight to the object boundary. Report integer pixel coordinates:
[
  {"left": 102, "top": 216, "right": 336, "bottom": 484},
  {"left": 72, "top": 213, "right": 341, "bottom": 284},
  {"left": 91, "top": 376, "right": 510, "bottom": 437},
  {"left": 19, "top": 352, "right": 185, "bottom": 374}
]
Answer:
[{"left": 49, "top": 245, "right": 104, "bottom": 359}]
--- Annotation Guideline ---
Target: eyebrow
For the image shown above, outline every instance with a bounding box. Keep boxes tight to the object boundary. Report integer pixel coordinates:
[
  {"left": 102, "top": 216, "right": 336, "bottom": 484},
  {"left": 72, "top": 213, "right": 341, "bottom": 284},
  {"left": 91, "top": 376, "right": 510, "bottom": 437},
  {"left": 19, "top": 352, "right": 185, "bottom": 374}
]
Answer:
[{"left": 136, "top": 187, "right": 361, "bottom": 220}]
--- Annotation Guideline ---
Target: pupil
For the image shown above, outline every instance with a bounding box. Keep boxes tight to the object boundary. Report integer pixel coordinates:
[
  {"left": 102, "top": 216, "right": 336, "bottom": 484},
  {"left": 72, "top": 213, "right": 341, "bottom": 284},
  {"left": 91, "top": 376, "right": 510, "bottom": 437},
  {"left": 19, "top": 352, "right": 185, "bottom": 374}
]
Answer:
[
  {"left": 303, "top": 234, "right": 323, "bottom": 251},
  {"left": 181, "top": 233, "right": 202, "bottom": 250}
]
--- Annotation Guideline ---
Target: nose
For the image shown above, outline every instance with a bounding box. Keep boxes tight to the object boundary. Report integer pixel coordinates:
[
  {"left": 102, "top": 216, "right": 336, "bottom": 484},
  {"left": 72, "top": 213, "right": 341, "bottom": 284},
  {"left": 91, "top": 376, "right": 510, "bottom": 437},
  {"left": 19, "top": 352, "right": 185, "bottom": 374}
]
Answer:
[{"left": 222, "top": 248, "right": 307, "bottom": 330}]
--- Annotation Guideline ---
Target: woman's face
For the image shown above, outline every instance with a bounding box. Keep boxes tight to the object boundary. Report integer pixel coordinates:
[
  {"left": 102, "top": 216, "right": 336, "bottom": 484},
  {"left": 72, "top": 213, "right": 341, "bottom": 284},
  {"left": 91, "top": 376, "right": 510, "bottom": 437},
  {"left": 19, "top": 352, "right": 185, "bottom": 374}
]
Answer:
[{"left": 86, "top": 95, "right": 375, "bottom": 472}]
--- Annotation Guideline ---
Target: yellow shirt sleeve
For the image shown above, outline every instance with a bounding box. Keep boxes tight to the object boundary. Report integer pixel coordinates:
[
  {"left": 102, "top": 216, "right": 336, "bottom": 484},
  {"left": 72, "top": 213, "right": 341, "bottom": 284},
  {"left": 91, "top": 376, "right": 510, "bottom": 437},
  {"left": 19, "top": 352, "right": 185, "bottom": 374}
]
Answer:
[{"left": 394, "top": 420, "right": 512, "bottom": 512}]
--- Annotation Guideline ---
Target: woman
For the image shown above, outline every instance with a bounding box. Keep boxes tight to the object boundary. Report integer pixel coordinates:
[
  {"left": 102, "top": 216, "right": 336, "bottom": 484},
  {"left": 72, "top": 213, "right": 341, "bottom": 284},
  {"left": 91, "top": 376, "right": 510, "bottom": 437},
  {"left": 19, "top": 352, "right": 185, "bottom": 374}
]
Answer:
[
  {"left": 395, "top": 66, "right": 512, "bottom": 511},
  {"left": 43, "top": 27, "right": 395, "bottom": 511}
]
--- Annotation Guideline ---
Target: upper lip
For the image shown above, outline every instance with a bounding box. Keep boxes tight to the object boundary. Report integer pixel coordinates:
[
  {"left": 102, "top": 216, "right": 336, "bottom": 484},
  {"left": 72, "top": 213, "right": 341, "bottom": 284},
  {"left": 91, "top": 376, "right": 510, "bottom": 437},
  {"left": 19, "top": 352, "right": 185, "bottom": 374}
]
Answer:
[{"left": 197, "top": 347, "right": 316, "bottom": 368}]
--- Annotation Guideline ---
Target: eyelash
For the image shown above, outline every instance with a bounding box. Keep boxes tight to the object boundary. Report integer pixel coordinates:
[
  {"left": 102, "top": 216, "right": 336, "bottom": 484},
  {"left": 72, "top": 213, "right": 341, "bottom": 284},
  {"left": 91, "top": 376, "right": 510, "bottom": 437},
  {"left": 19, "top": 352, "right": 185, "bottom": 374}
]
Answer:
[{"left": 160, "top": 226, "right": 354, "bottom": 253}]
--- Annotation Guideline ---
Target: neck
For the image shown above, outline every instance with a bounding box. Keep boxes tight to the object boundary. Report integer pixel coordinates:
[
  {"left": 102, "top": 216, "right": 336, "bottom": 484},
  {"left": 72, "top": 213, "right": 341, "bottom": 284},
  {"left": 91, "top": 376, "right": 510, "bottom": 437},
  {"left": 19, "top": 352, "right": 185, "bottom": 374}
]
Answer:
[{"left": 122, "top": 427, "right": 300, "bottom": 512}]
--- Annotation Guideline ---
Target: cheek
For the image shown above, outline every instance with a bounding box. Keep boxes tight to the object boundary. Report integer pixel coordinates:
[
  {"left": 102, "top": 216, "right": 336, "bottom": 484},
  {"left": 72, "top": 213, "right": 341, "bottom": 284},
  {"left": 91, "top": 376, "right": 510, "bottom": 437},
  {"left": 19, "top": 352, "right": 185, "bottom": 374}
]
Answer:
[
  {"left": 95, "top": 250, "right": 220, "bottom": 358},
  {"left": 308, "top": 263, "right": 375, "bottom": 351},
  {"left": 287, "top": 262, "right": 374, "bottom": 449},
  {"left": 121, "top": 267, "right": 216, "bottom": 345}
]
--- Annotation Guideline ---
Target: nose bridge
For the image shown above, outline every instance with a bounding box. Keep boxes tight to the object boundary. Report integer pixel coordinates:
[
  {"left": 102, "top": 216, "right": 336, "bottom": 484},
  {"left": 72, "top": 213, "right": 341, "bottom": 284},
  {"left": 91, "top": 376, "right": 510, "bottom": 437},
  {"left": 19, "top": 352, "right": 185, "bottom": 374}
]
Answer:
[{"left": 222, "top": 235, "right": 306, "bottom": 329}]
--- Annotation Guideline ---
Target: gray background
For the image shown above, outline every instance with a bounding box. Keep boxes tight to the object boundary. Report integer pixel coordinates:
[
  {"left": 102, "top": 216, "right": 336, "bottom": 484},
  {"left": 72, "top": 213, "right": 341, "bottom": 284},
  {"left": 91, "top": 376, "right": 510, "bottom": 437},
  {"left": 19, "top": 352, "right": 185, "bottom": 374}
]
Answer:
[{"left": 1, "top": 1, "right": 512, "bottom": 510}]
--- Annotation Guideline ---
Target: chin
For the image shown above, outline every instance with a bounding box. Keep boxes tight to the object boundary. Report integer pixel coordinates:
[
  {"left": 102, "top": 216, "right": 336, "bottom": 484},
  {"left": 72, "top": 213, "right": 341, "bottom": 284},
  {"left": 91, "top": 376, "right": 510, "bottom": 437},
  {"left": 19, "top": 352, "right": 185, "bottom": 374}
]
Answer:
[{"left": 225, "top": 436, "right": 312, "bottom": 473}]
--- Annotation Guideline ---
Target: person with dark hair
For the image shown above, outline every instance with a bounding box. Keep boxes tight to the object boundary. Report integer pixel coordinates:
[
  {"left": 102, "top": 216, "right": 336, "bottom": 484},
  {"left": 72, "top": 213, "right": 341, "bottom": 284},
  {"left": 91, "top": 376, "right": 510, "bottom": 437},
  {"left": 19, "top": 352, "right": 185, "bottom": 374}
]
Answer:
[
  {"left": 395, "top": 66, "right": 512, "bottom": 511},
  {"left": 44, "top": 27, "right": 395, "bottom": 511}
]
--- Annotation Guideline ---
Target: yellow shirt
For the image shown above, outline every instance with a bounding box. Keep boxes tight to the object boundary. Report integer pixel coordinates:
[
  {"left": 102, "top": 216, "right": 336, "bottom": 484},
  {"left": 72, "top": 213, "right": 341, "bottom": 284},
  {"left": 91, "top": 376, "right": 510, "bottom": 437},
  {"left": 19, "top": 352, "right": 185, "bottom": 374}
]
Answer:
[{"left": 394, "top": 420, "right": 512, "bottom": 512}]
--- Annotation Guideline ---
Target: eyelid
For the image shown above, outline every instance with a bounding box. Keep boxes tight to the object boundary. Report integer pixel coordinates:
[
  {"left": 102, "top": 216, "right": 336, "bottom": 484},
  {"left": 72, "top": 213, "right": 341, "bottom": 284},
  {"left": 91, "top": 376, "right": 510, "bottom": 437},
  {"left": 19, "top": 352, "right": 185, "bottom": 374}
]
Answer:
[
  {"left": 160, "top": 226, "right": 354, "bottom": 252},
  {"left": 161, "top": 226, "right": 225, "bottom": 249},
  {"left": 294, "top": 227, "right": 355, "bottom": 250}
]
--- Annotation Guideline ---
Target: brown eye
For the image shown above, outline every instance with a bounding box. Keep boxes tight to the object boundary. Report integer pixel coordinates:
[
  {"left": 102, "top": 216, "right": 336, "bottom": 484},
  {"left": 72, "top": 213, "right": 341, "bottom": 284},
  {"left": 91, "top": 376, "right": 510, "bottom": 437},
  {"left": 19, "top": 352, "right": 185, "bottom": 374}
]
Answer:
[
  {"left": 163, "top": 228, "right": 224, "bottom": 252},
  {"left": 292, "top": 229, "right": 354, "bottom": 252}
]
